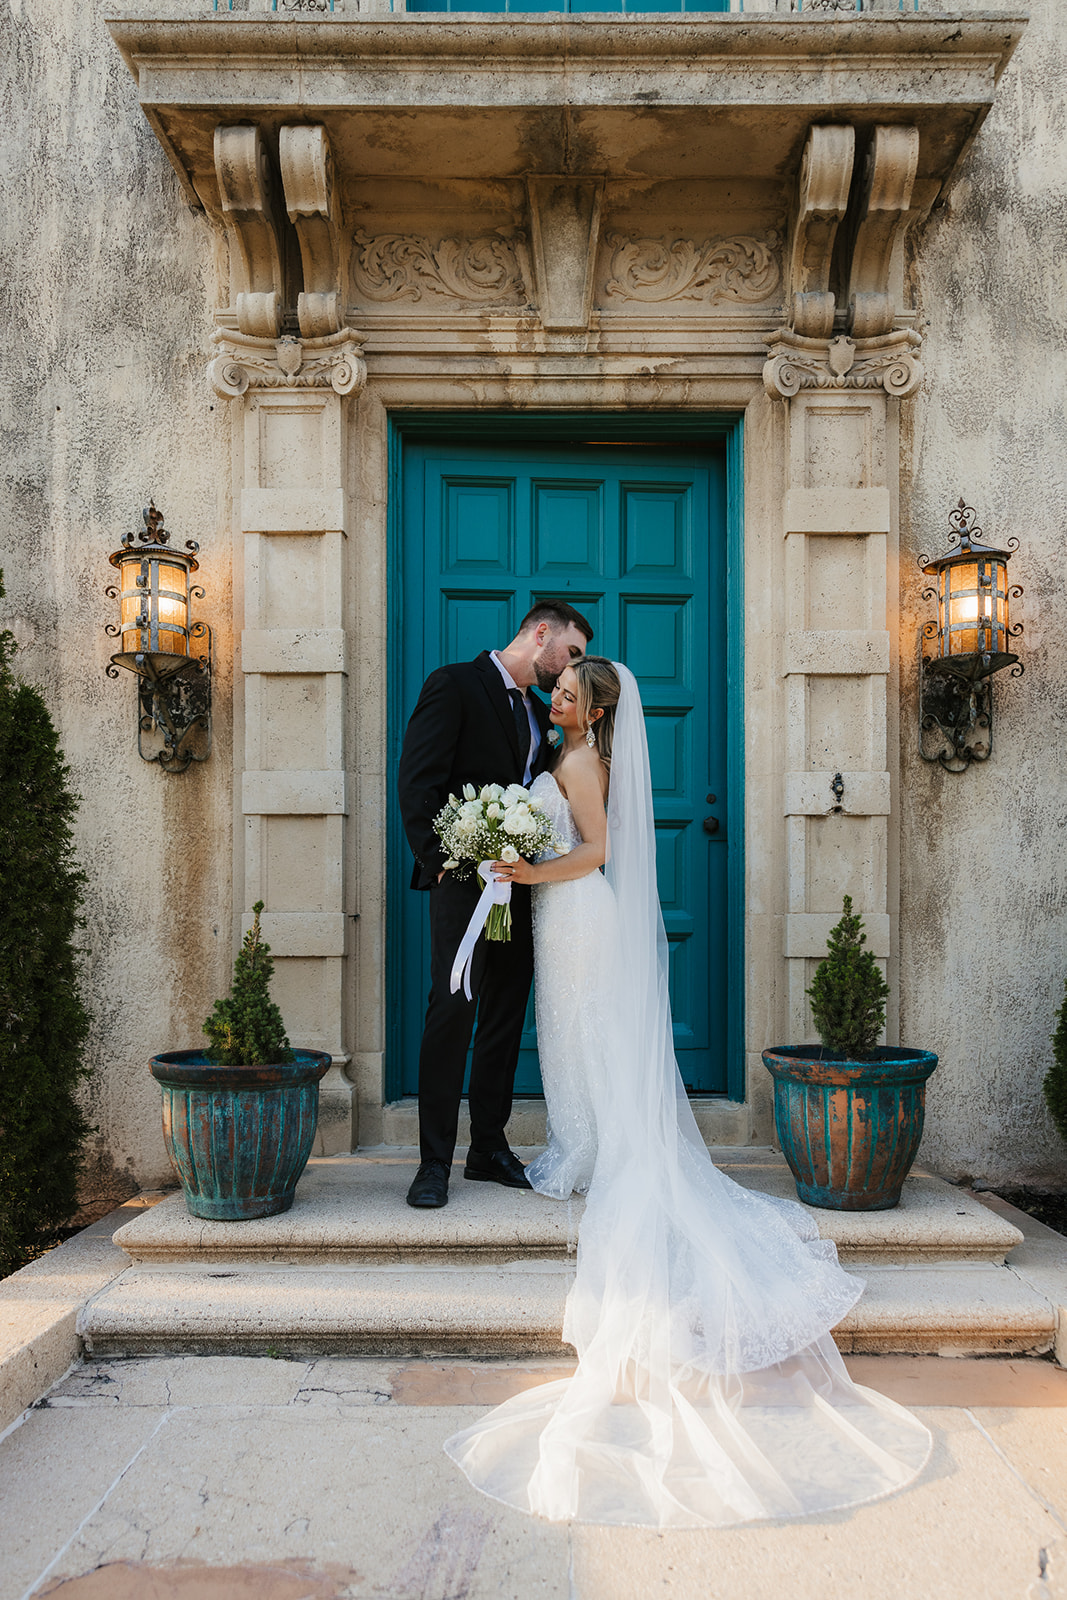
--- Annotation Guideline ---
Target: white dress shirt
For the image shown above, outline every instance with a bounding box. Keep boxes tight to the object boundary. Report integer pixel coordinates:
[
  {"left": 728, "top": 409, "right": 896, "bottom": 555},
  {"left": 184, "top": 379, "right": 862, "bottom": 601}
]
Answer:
[{"left": 490, "top": 651, "right": 541, "bottom": 786}]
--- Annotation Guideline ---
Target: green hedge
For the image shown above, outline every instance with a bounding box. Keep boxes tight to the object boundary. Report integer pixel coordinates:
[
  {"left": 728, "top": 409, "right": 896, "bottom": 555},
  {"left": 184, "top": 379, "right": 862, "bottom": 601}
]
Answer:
[
  {"left": 1046, "top": 981, "right": 1067, "bottom": 1148},
  {"left": 0, "top": 577, "right": 91, "bottom": 1276}
]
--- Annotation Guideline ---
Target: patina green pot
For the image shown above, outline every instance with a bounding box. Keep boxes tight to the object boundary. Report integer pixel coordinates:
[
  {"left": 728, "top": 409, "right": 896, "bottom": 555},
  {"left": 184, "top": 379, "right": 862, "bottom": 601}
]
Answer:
[
  {"left": 762, "top": 1046, "right": 939, "bottom": 1211},
  {"left": 150, "top": 1049, "right": 331, "bottom": 1220}
]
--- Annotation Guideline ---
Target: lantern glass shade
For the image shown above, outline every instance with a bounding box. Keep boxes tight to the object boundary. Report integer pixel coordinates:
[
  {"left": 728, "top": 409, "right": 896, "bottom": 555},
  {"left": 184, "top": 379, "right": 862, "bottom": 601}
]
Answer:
[
  {"left": 111, "top": 550, "right": 193, "bottom": 678},
  {"left": 927, "top": 551, "right": 1016, "bottom": 682}
]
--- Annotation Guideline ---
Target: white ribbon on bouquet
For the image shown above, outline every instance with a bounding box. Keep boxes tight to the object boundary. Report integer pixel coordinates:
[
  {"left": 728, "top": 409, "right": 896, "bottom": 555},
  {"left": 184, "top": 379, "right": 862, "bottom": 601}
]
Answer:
[{"left": 449, "top": 861, "right": 511, "bottom": 1000}]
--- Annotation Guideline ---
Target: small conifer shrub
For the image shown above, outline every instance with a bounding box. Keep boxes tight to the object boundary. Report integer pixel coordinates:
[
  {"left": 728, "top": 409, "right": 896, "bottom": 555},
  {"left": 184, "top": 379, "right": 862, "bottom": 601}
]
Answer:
[
  {"left": 203, "top": 902, "right": 293, "bottom": 1066},
  {"left": 806, "top": 895, "right": 891, "bottom": 1059},
  {"left": 1045, "top": 981, "right": 1067, "bottom": 1146},
  {"left": 0, "top": 574, "right": 92, "bottom": 1277}
]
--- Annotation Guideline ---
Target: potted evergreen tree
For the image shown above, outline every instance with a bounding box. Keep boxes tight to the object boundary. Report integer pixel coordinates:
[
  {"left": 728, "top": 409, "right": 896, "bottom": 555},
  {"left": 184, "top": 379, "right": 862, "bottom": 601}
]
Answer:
[
  {"left": 762, "top": 897, "right": 938, "bottom": 1211},
  {"left": 150, "top": 904, "right": 329, "bottom": 1220}
]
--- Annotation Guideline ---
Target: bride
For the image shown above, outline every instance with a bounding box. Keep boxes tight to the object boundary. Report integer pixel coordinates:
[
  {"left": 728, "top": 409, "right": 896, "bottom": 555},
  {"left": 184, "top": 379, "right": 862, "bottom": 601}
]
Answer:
[{"left": 445, "top": 657, "right": 931, "bottom": 1528}]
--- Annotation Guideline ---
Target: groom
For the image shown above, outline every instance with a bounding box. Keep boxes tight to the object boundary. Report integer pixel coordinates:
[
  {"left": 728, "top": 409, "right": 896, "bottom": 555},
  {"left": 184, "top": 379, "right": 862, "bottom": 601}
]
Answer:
[{"left": 398, "top": 600, "right": 594, "bottom": 1208}]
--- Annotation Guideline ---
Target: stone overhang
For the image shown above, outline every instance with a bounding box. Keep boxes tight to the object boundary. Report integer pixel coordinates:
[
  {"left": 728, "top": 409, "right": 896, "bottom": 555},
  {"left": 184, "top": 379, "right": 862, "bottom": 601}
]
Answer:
[{"left": 107, "top": 10, "right": 1026, "bottom": 205}]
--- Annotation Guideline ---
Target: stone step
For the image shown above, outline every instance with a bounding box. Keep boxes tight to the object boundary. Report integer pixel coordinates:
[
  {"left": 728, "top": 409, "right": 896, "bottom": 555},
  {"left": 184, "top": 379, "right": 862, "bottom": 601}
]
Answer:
[
  {"left": 111, "top": 1151, "right": 1024, "bottom": 1269},
  {"left": 84, "top": 1152, "right": 1060, "bottom": 1363},
  {"left": 79, "top": 1258, "right": 1056, "bottom": 1361}
]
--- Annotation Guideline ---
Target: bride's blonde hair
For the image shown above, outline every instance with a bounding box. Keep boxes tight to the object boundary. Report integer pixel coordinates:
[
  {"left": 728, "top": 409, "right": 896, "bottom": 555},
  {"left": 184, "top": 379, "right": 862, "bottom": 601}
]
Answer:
[{"left": 570, "top": 656, "right": 621, "bottom": 770}]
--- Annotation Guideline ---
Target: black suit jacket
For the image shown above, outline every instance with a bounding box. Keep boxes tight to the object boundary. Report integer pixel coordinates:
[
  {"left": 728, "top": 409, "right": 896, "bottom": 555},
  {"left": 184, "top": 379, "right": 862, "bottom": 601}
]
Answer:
[{"left": 398, "top": 651, "right": 554, "bottom": 890}]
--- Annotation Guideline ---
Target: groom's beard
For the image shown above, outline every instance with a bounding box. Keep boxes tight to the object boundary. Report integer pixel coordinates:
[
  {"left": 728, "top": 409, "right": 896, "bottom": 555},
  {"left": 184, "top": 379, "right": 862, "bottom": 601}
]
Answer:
[{"left": 533, "top": 663, "right": 560, "bottom": 693}]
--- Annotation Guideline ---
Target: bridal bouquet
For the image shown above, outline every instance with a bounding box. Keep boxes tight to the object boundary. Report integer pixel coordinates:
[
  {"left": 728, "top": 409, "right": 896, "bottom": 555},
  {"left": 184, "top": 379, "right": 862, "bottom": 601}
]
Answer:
[{"left": 433, "top": 782, "right": 569, "bottom": 944}]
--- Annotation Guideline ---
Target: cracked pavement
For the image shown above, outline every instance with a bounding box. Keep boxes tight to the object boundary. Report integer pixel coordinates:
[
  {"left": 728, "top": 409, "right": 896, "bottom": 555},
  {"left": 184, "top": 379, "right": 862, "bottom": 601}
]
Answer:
[{"left": 2, "top": 1354, "right": 1066, "bottom": 1600}]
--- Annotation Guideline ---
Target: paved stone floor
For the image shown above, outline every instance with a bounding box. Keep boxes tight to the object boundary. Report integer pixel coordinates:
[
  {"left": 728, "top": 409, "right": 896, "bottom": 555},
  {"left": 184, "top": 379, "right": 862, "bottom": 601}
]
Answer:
[{"left": 2, "top": 1355, "right": 1066, "bottom": 1600}]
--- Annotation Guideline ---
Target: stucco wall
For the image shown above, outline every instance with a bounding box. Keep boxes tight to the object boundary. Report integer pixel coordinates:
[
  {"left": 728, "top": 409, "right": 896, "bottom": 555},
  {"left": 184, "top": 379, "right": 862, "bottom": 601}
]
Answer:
[
  {"left": 1, "top": 0, "right": 1065, "bottom": 1197},
  {"left": 0, "top": 0, "right": 232, "bottom": 1208},
  {"left": 901, "top": 0, "right": 1067, "bottom": 1184}
]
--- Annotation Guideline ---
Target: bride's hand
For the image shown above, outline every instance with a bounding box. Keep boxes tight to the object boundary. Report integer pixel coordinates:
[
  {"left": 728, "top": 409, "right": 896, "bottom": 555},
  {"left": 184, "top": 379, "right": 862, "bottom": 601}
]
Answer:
[{"left": 492, "top": 856, "right": 536, "bottom": 885}]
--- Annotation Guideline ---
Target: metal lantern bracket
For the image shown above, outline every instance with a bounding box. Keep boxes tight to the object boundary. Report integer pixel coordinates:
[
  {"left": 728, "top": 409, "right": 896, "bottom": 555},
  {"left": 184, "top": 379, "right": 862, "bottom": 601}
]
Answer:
[
  {"left": 105, "top": 502, "right": 213, "bottom": 775},
  {"left": 918, "top": 498, "right": 1024, "bottom": 774}
]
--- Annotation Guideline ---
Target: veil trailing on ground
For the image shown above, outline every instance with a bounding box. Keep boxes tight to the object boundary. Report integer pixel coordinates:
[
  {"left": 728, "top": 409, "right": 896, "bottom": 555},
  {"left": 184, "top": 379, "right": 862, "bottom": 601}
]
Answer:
[{"left": 445, "top": 663, "right": 931, "bottom": 1527}]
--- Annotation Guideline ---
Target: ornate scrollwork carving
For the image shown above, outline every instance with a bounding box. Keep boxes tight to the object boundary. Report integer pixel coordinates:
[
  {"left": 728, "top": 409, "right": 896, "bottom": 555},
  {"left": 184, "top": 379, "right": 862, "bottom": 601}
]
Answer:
[
  {"left": 604, "top": 233, "right": 781, "bottom": 304},
  {"left": 279, "top": 125, "right": 343, "bottom": 338},
  {"left": 214, "top": 126, "right": 286, "bottom": 339},
  {"left": 351, "top": 229, "right": 527, "bottom": 304},
  {"left": 209, "top": 328, "right": 367, "bottom": 399},
  {"left": 762, "top": 329, "right": 923, "bottom": 400},
  {"left": 790, "top": 125, "right": 855, "bottom": 337},
  {"left": 848, "top": 126, "right": 920, "bottom": 339}
]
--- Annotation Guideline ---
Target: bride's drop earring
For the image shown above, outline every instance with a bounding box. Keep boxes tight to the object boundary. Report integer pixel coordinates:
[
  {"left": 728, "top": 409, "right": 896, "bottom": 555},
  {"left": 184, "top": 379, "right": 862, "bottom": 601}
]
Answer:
[{"left": 585, "top": 725, "right": 596, "bottom": 748}]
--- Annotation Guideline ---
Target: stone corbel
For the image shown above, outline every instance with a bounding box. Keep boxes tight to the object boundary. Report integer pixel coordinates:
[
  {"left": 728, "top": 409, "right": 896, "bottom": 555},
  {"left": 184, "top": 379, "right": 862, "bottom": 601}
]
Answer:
[
  {"left": 763, "top": 328, "right": 923, "bottom": 401},
  {"left": 789, "top": 125, "right": 855, "bottom": 339},
  {"left": 208, "top": 328, "right": 367, "bottom": 399},
  {"left": 847, "top": 126, "right": 920, "bottom": 339},
  {"left": 214, "top": 125, "right": 287, "bottom": 339},
  {"left": 279, "top": 125, "right": 344, "bottom": 339},
  {"left": 526, "top": 177, "right": 605, "bottom": 333}
]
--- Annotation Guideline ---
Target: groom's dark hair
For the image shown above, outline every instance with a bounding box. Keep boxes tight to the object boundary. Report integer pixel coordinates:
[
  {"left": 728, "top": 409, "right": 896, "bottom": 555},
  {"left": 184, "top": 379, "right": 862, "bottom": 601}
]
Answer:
[{"left": 518, "top": 599, "right": 594, "bottom": 642}]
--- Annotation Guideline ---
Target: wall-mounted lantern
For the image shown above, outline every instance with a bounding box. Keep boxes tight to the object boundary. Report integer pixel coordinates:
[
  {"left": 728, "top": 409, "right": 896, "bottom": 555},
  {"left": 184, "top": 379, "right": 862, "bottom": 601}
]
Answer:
[
  {"left": 918, "top": 498, "right": 1023, "bottom": 773},
  {"left": 105, "top": 503, "right": 212, "bottom": 774}
]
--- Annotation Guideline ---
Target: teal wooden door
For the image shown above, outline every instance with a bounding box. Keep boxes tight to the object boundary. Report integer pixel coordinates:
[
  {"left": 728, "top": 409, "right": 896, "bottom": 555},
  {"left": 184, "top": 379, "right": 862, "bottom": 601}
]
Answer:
[{"left": 392, "top": 432, "right": 732, "bottom": 1096}]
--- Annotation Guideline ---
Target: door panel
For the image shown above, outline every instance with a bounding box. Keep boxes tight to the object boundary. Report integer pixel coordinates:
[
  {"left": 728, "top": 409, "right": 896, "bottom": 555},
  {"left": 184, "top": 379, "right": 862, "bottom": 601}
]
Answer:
[{"left": 395, "top": 434, "right": 730, "bottom": 1096}]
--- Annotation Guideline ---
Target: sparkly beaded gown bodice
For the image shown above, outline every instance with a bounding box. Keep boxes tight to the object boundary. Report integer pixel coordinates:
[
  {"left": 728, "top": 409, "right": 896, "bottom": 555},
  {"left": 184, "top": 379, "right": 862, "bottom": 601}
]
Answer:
[{"left": 524, "top": 769, "right": 622, "bottom": 1200}]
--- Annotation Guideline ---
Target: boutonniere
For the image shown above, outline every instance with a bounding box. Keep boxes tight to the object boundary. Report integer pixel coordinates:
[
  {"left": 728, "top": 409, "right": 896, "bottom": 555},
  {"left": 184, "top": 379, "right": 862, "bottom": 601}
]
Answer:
[{"left": 547, "top": 727, "right": 563, "bottom": 748}]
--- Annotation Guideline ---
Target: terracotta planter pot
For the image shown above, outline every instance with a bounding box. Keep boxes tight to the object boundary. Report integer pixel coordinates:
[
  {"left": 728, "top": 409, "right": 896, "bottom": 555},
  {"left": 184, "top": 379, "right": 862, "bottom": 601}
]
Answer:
[
  {"left": 150, "top": 1049, "right": 331, "bottom": 1220},
  {"left": 762, "top": 1045, "right": 939, "bottom": 1211}
]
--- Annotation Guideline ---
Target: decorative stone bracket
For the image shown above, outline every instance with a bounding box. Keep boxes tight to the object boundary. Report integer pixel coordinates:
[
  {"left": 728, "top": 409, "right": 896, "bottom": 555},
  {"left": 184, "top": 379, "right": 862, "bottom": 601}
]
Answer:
[
  {"left": 526, "top": 176, "right": 604, "bottom": 333},
  {"left": 208, "top": 327, "right": 366, "bottom": 399},
  {"left": 213, "top": 121, "right": 354, "bottom": 352},
  {"left": 763, "top": 328, "right": 923, "bottom": 400},
  {"left": 766, "top": 120, "right": 924, "bottom": 398}
]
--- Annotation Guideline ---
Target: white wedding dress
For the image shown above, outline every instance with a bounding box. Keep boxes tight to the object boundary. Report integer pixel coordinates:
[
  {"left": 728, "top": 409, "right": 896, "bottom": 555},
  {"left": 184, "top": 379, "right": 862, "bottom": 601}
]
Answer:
[{"left": 445, "top": 666, "right": 931, "bottom": 1528}]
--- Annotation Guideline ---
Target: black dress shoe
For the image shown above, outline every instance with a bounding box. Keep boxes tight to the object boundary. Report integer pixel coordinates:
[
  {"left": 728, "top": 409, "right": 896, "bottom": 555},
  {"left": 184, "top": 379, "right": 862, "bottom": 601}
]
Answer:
[
  {"left": 406, "top": 1159, "right": 450, "bottom": 1208},
  {"left": 463, "top": 1149, "right": 533, "bottom": 1190}
]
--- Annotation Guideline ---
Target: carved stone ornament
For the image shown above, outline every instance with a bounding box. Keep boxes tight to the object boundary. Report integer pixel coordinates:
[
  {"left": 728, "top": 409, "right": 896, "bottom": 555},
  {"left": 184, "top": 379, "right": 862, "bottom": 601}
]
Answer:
[
  {"left": 278, "top": 125, "right": 343, "bottom": 339},
  {"left": 527, "top": 177, "right": 604, "bottom": 332},
  {"left": 214, "top": 125, "right": 286, "bottom": 339},
  {"left": 208, "top": 328, "right": 367, "bottom": 399},
  {"left": 762, "top": 329, "right": 923, "bottom": 401},
  {"left": 847, "top": 125, "right": 920, "bottom": 339},
  {"left": 605, "top": 233, "right": 781, "bottom": 304},
  {"left": 790, "top": 125, "right": 855, "bottom": 339},
  {"left": 351, "top": 229, "right": 527, "bottom": 304}
]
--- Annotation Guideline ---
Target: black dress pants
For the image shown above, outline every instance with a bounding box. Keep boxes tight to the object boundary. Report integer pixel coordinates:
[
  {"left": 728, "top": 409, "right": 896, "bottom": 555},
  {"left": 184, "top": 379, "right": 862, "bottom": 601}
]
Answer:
[{"left": 416, "top": 872, "right": 534, "bottom": 1165}]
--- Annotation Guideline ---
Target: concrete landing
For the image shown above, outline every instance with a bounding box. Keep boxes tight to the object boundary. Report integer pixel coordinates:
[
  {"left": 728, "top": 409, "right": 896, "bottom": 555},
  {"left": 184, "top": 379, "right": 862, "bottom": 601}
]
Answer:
[
  {"left": 73, "top": 1151, "right": 1066, "bottom": 1363},
  {"left": 6, "top": 1353, "right": 1067, "bottom": 1600}
]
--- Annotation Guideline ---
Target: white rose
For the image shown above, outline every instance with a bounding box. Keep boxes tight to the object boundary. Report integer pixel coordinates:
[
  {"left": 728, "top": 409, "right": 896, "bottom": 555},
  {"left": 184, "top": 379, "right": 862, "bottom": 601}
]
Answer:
[
  {"left": 462, "top": 783, "right": 477, "bottom": 801},
  {"left": 502, "top": 807, "right": 526, "bottom": 836},
  {"left": 442, "top": 858, "right": 459, "bottom": 871},
  {"left": 555, "top": 840, "right": 572, "bottom": 854},
  {"left": 487, "top": 783, "right": 505, "bottom": 801},
  {"left": 487, "top": 803, "right": 503, "bottom": 820},
  {"left": 528, "top": 798, "right": 543, "bottom": 812},
  {"left": 504, "top": 784, "right": 528, "bottom": 805},
  {"left": 456, "top": 817, "right": 478, "bottom": 837},
  {"left": 500, "top": 845, "right": 520, "bottom": 864}
]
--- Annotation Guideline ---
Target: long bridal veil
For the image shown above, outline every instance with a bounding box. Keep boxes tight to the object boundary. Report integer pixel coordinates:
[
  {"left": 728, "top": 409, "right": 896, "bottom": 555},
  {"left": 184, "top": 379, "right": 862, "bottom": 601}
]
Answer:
[{"left": 445, "top": 664, "right": 931, "bottom": 1527}]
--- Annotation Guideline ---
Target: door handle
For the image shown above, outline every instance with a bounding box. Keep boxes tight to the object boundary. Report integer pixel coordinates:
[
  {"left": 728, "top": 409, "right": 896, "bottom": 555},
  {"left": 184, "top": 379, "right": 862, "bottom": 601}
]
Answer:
[{"left": 703, "top": 815, "right": 719, "bottom": 835}]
